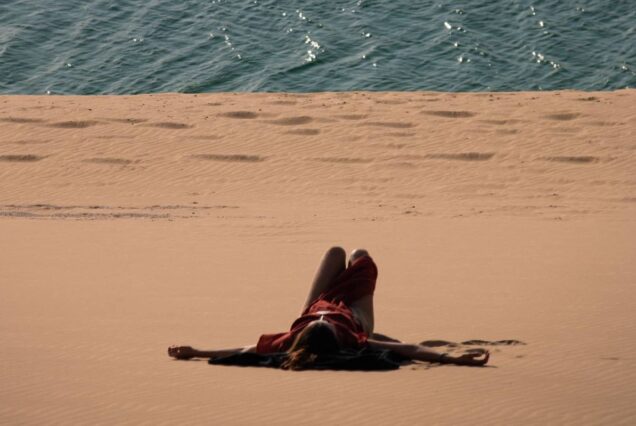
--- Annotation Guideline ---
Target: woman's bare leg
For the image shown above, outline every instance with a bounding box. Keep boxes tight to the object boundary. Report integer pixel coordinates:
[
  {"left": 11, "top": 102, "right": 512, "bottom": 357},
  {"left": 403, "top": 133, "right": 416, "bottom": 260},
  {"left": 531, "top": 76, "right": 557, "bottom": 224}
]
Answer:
[
  {"left": 302, "top": 246, "right": 346, "bottom": 313},
  {"left": 349, "top": 248, "right": 375, "bottom": 335}
]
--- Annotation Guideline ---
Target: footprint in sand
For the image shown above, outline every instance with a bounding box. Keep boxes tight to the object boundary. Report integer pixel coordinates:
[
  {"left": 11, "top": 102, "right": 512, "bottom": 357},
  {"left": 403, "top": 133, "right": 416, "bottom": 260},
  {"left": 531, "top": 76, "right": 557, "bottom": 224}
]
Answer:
[
  {"left": 422, "top": 110, "right": 476, "bottom": 118},
  {"left": 480, "top": 119, "right": 526, "bottom": 125},
  {"left": 544, "top": 113, "right": 580, "bottom": 121},
  {"left": 336, "top": 114, "right": 368, "bottom": 120},
  {"left": 267, "top": 116, "right": 313, "bottom": 125},
  {"left": 363, "top": 121, "right": 415, "bottom": 129},
  {"left": 0, "top": 154, "right": 45, "bottom": 162},
  {"left": 543, "top": 155, "right": 598, "bottom": 164},
  {"left": 84, "top": 158, "right": 135, "bottom": 165},
  {"left": 191, "top": 154, "right": 265, "bottom": 162},
  {"left": 0, "top": 117, "right": 47, "bottom": 124},
  {"left": 107, "top": 118, "right": 148, "bottom": 124},
  {"left": 285, "top": 129, "right": 321, "bottom": 136},
  {"left": 48, "top": 120, "right": 100, "bottom": 128},
  {"left": 310, "top": 157, "right": 372, "bottom": 164},
  {"left": 390, "top": 154, "right": 429, "bottom": 160},
  {"left": 384, "top": 132, "right": 416, "bottom": 138},
  {"left": 220, "top": 111, "right": 259, "bottom": 119},
  {"left": 385, "top": 143, "right": 409, "bottom": 149},
  {"left": 268, "top": 100, "right": 298, "bottom": 106},
  {"left": 374, "top": 99, "right": 408, "bottom": 105},
  {"left": 146, "top": 122, "right": 192, "bottom": 129},
  {"left": 426, "top": 152, "right": 495, "bottom": 161}
]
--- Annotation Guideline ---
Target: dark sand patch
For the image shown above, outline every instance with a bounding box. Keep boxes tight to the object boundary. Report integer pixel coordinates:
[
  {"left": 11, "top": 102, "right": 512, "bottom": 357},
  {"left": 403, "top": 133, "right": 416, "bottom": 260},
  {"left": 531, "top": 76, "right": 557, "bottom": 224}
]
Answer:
[
  {"left": 84, "top": 158, "right": 134, "bottom": 165},
  {"left": 191, "top": 154, "right": 265, "bottom": 162},
  {"left": 389, "top": 154, "right": 429, "bottom": 161},
  {"left": 480, "top": 119, "right": 525, "bottom": 125},
  {"left": 374, "top": 99, "right": 407, "bottom": 105},
  {"left": 311, "top": 157, "right": 373, "bottom": 164},
  {"left": 269, "top": 100, "right": 298, "bottom": 106},
  {"left": 589, "top": 120, "right": 622, "bottom": 127},
  {"left": 422, "top": 110, "right": 476, "bottom": 118},
  {"left": 337, "top": 114, "right": 368, "bottom": 120},
  {"left": 384, "top": 143, "right": 409, "bottom": 149},
  {"left": 364, "top": 121, "right": 415, "bottom": 129},
  {"left": 383, "top": 132, "right": 416, "bottom": 138},
  {"left": 285, "top": 129, "right": 321, "bottom": 136},
  {"left": 543, "top": 156, "right": 598, "bottom": 164},
  {"left": 146, "top": 122, "right": 192, "bottom": 129},
  {"left": 426, "top": 152, "right": 495, "bottom": 161},
  {"left": 0, "top": 154, "right": 44, "bottom": 162},
  {"left": 544, "top": 113, "right": 580, "bottom": 121},
  {"left": 268, "top": 116, "right": 313, "bottom": 126},
  {"left": 106, "top": 118, "right": 148, "bottom": 124},
  {"left": 220, "top": 111, "right": 259, "bottom": 119},
  {"left": 49, "top": 120, "right": 100, "bottom": 128},
  {"left": 0, "top": 117, "right": 46, "bottom": 124}
]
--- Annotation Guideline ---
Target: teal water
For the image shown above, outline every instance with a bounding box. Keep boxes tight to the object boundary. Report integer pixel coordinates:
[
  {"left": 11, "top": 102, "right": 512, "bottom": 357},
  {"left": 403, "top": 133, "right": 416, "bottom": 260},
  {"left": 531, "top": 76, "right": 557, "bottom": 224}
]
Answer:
[{"left": 1, "top": 0, "right": 634, "bottom": 94}]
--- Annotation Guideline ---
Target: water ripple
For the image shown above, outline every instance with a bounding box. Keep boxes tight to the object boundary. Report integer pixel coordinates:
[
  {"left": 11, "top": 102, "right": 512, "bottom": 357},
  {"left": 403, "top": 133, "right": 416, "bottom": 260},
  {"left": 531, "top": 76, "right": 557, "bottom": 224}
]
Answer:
[{"left": 0, "top": 0, "right": 634, "bottom": 93}]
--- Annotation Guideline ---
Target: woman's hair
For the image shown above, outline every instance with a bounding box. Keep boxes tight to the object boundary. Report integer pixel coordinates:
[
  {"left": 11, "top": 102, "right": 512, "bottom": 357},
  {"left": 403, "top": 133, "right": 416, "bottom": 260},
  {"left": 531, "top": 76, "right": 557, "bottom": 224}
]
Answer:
[{"left": 282, "top": 322, "right": 341, "bottom": 370}]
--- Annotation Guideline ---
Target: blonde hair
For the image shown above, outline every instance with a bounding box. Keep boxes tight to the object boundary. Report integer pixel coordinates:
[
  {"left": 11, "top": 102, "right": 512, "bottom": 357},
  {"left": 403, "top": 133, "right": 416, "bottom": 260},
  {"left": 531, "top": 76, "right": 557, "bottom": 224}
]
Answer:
[{"left": 281, "top": 322, "right": 340, "bottom": 370}]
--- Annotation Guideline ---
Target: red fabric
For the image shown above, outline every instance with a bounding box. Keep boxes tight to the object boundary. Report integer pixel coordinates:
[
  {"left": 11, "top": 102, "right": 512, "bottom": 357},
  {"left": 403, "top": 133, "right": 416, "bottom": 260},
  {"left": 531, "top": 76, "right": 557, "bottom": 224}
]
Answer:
[
  {"left": 256, "top": 256, "right": 378, "bottom": 354},
  {"left": 318, "top": 255, "right": 377, "bottom": 305}
]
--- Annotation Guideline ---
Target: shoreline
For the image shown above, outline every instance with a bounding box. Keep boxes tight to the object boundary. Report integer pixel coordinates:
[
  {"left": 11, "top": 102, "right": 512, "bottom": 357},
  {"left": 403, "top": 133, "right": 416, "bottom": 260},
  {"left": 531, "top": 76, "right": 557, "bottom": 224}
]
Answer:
[{"left": 2, "top": 87, "right": 633, "bottom": 96}]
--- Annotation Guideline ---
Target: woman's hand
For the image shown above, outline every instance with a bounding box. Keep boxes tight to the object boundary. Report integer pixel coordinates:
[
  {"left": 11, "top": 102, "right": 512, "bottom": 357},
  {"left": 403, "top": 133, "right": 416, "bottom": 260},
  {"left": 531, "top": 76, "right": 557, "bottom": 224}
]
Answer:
[
  {"left": 445, "top": 348, "right": 490, "bottom": 366},
  {"left": 168, "top": 345, "right": 198, "bottom": 360}
]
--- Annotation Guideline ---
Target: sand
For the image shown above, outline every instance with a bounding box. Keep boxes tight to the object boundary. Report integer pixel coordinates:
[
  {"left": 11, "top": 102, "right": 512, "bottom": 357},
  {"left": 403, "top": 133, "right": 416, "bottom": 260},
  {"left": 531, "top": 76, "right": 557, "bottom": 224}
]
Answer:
[{"left": 1, "top": 90, "right": 635, "bottom": 425}]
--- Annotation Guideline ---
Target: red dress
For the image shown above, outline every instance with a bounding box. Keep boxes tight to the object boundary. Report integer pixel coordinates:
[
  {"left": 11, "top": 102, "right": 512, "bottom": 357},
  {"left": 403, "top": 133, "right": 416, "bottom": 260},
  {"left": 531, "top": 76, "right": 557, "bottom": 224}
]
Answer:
[{"left": 257, "top": 256, "right": 378, "bottom": 354}]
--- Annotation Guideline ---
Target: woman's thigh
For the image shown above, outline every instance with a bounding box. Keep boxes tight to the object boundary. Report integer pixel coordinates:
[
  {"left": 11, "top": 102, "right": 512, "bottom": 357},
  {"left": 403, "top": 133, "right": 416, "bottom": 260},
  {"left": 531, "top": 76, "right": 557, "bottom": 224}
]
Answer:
[{"left": 350, "top": 295, "right": 374, "bottom": 335}]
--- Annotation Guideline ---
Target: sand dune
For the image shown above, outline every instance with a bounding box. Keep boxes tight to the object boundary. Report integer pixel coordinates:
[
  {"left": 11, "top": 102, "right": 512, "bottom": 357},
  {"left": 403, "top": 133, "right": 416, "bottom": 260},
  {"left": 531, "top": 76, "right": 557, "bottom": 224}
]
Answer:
[{"left": 1, "top": 90, "right": 635, "bottom": 425}]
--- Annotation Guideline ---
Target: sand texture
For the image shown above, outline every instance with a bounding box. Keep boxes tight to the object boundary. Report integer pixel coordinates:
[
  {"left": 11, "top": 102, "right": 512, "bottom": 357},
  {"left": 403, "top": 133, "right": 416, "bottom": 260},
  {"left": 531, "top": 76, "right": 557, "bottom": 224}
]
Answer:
[{"left": 1, "top": 90, "right": 635, "bottom": 425}]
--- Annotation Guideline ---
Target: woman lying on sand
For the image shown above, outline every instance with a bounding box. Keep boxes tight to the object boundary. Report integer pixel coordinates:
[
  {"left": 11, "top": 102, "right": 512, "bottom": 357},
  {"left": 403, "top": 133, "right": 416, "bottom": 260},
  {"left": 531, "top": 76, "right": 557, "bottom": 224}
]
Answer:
[{"left": 168, "top": 247, "right": 489, "bottom": 369}]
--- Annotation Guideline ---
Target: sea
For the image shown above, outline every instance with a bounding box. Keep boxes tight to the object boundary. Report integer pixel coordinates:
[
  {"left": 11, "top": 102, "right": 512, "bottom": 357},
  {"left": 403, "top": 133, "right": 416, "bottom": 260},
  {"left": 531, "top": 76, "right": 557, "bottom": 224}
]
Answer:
[{"left": 0, "top": 0, "right": 634, "bottom": 94}]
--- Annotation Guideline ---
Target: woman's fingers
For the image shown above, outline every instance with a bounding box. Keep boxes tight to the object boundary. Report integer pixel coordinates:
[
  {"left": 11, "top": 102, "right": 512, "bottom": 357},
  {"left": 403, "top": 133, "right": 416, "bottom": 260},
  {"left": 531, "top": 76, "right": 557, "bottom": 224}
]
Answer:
[
  {"left": 168, "top": 345, "right": 193, "bottom": 359},
  {"left": 456, "top": 349, "right": 489, "bottom": 365},
  {"left": 468, "top": 351, "right": 489, "bottom": 365}
]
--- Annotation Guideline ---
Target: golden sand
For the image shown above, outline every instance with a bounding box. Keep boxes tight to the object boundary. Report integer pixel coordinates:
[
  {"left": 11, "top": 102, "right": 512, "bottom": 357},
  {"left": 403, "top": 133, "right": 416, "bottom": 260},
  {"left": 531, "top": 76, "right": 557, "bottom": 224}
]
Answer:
[{"left": 1, "top": 90, "right": 635, "bottom": 424}]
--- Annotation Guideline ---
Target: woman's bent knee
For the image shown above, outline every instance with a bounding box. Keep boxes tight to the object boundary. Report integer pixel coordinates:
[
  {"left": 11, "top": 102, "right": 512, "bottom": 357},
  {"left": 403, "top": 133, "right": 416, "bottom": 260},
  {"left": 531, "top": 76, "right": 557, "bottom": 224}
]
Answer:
[
  {"left": 325, "top": 246, "right": 346, "bottom": 260},
  {"left": 350, "top": 248, "right": 370, "bottom": 262}
]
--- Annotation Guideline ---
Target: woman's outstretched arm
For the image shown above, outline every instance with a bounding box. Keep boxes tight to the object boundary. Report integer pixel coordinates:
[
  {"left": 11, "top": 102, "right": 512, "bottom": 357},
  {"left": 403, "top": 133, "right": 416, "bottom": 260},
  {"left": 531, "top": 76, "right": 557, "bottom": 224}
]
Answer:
[
  {"left": 168, "top": 345, "right": 256, "bottom": 360},
  {"left": 367, "top": 339, "right": 489, "bottom": 366}
]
